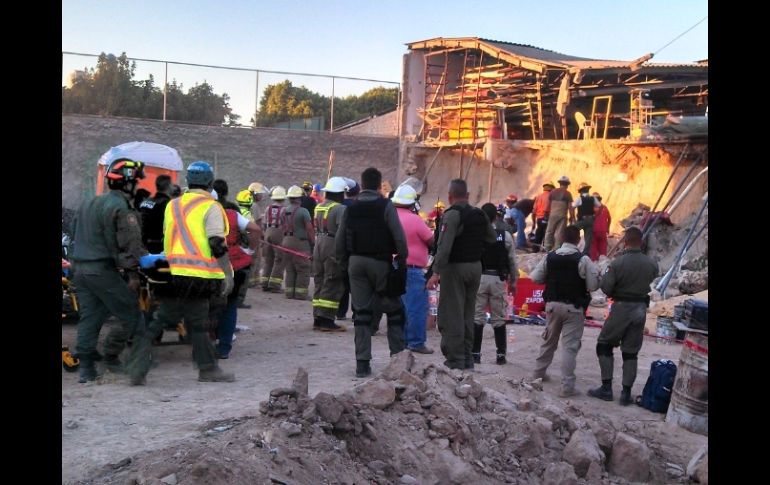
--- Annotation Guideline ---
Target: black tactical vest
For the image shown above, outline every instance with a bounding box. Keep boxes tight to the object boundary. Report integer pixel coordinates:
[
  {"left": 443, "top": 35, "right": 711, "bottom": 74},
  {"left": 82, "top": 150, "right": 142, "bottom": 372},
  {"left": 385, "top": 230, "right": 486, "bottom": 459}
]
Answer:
[
  {"left": 345, "top": 197, "right": 396, "bottom": 259},
  {"left": 577, "top": 193, "right": 595, "bottom": 219},
  {"left": 447, "top": 204, "right": 488, "bottom": 263},
  {"left": 481, "top": 229, "right": 510, "bottom": 276},
  {"left": 543, "top": 251, "right": 591, "bottom": 309}
]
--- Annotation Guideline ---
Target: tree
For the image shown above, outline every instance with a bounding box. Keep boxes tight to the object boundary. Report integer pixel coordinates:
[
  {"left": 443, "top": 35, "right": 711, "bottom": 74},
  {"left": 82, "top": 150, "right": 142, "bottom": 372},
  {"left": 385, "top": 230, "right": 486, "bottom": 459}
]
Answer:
[
  {"left": 62, "top": 52, "right": 235, "bottom": 125},
  {"left": 254, "top": 81, "right": 398, "bottom": 129}
]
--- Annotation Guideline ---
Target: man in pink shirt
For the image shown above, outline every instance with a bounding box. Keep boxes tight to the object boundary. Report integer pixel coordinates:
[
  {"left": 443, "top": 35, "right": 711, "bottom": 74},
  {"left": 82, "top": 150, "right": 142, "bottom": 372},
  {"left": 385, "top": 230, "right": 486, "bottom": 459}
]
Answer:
[{"left": 392, "top": 185, "right": 435, "bottom": 354}]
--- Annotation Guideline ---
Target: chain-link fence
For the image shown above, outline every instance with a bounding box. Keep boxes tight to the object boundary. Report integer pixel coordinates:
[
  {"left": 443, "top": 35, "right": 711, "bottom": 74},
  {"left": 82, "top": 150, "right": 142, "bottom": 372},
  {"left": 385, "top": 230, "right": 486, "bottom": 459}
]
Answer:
[{"left": 62, "top": 51, "right": 401, "bottom": 135}]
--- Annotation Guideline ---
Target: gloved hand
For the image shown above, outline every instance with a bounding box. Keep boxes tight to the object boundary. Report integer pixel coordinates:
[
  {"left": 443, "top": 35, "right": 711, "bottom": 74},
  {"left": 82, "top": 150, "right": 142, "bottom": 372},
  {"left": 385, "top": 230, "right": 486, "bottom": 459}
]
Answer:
[
  {"left": 127, "top": 271, "right": 141, "bottom": 293},
  {"left": 217, "top": 256, "right": 235, "bottom": 297},
  {"left": 242, "top": 247, "right": 255, "bottom": 256}
]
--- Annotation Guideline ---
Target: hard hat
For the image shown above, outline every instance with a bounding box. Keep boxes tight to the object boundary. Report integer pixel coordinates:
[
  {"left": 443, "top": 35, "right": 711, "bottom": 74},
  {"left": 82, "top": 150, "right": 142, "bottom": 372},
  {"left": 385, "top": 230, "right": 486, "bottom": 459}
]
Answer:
[
  {"left": 506, "top": 193, "right": 518, "bottom": 203},
  {"left": 578, "top": 182, "right": 592, "bottom": 191},
  {"left": 592, "top": 192, "right": 602, "bottom": 201},
  {"left": 105, "top": 158, "right": 145, "bottom": 189},
  {"left": 248, "top": 182, "right": 268, "bottom": 195},
  {"left": 301, "top": 181, "right": 313, "bottom": 190},
  {"left": 186, "top": 161, "right": 214, "bottom": 187},
  {"left": 543, "top": 181, "right": 556, "bottom": 190},
  {"left": 392, "top": 185, "right": 418, "bottom": 205},
  {"left": 236, "top": 189, "right": 253, "bottom": 207},
  {"left": 322, "top": 177, "right": 348, "bottom": 193},
  {"left": 313, "top": 183, "right": 323, "bottom": 192},
  {"left": 557, "top": 175, "right": 571, "bottom": 185},
  {"left": 270, "top": 185, "right": 287, "bottom": 201},
  {"left": 496, "top": 203, "right": 506, "bottom": 215},
  {"left": 287, "top": 185, "right": 304, "bottom": 198},
  {"left": 434, "top": 200, "right": 446, "bottom": 209}
]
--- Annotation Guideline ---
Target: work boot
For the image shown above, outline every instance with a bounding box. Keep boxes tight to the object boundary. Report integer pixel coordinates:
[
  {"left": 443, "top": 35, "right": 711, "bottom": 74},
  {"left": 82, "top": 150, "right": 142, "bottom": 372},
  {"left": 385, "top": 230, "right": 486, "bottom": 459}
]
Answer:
[
  {"left": 355, "top": 360, "right": 371, "bottom": 378},
  {"left": 493, "top": 326, "right": 507, "bottom": 364},
  {"left": 237, "top": 302, "right": 252, "bottom": 309},
  {"left": 588, "top": 382, "right": 614, "bottom": 401},
  {"left": 619, "top": 387, "right": 633, "bottom": 406},
  {"left": 103, "top": 354, "right": 124, "bottom": 373},
  {"left": 78, "top": 358, "right": 97, "bottom": 384},
  {"left": 472, "top": 352, "right": 481, "bottom": 364},
  {"left": 129, "top": 373, "right": 146, "bottom": 386},
  {"left": 318, "top": 317, "right": 346, "bottom": 332},
  {"left": 559, "top": 387, "right": 579, "bottom": 398},
  {"left": 198, "top": 366, "right": 236, "bottom": 382}
]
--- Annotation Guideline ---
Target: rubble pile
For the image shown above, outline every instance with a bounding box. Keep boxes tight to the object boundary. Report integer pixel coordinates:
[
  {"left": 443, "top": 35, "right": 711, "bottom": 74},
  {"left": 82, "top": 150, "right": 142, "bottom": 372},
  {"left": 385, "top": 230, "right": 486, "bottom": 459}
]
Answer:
[{"left": 78, "top": 352, "right": 692, "bottom": 485}]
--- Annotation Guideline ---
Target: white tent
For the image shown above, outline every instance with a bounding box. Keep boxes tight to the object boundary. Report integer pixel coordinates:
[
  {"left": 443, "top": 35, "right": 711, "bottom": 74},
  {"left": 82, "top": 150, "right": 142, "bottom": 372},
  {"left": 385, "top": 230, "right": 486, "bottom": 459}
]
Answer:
[{"left": 97, "top": 141, "right": 183, "bottom": 171}]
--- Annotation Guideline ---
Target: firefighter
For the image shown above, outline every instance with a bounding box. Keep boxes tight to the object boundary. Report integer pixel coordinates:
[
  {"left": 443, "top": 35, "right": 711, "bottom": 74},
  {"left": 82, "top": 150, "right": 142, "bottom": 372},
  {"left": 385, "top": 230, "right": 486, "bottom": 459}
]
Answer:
[
  {"left": 262, "top": 186, "right": 287, "bottom": 292},
  {"left": 311, "top": 177, "right": 348, "bottom": 331},
  {"left": 277, "top": 185, "right": 315, "bottom": 300}
]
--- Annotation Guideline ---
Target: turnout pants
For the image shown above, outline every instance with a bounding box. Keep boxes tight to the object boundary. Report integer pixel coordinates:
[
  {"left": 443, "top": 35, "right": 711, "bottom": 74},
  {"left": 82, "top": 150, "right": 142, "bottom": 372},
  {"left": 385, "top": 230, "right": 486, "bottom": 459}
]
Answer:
[
  {"left": 282, "top": 236, "right": 311, "bottom": 300},
  {"left": 312, "top": 235, "right": 345, "bottom": 320},
  {"left": 263, "top": 227, "right": 284, "bottom": 291}
]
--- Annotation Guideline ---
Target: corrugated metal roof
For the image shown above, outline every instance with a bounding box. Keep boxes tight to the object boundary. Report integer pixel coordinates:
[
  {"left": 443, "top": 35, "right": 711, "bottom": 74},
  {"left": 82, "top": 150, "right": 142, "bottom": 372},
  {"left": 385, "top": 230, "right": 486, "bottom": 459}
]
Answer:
[{"left": 406, "top": 37, "right": 706, "bottom": 71}]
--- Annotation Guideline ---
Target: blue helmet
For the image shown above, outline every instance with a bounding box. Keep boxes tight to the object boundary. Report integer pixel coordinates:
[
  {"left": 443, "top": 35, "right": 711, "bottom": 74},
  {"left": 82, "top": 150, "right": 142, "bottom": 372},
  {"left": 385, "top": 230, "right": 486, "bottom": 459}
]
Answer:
[{"left": 186, "top": 161, "right": 214, "bottom": 187}]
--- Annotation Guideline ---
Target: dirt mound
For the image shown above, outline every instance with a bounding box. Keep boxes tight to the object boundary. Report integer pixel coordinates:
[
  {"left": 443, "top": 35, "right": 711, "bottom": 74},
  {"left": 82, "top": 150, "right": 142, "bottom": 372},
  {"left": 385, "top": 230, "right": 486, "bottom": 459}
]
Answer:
[{"left": 76, "top": 352, "right": 693, "bottom": 485}]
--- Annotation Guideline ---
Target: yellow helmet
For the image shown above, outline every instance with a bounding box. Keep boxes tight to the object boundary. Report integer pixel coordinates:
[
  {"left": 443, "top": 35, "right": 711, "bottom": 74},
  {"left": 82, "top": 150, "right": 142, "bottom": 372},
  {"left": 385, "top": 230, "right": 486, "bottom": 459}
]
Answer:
[
  {"left": 236, "top": 189, "right": 253, "bottom": 207},
  {"left": 270, "top": 185, "right": 287, "bottom": 201},
  {"left": 287, "top": 185, "right": 304, "bottom": 198}
]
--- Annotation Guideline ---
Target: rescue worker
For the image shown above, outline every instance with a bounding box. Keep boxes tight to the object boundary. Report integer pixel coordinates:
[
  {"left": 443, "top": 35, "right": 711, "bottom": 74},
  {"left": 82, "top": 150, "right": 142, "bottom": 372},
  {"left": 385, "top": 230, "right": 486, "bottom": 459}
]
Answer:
[
  {"left": 589, "top": 193, "right": 611, "bottom": 261},
  {"left": 262, "top": 186, "right": 287, "bottom": 292},
  {"left": 300, "top": 181, "right": 317, "bottom": 218},
  {"left": 336, "top": 167, "right": 408, "bottom": 378},
  {"left": 472, "top": 203, "right": 517, "bottom": 365},
  {"left": 572, "top": 182, "right": 602, "bottom": 256},
  {"left": 311, "top": 177, "right": 348, "bottom": 331},
  {"left": 543, "top": 176, "right": 575, "bottom": 251},
  {"left": 426, "top": 179, "right": 497, "bottom": 370},
  {"left": 530, "top": 225, "right": 599, "bottom": 397},
  {"left": 587, "top": 226, "right": 658, "bottom": 405},
  {"left": 127, "top": 161, "right": 236, "bottom": 384},
  {"left": 532, "top": 182, "right": 555, "bottom": 251},
  {"left": 217, "top": 200, "right": 262, "bottom": 358},
  {"left": 248, "top": 182, "right": 270, "bottom": 287},
  {"left": 277, "top": 185, "right": 315, "bottom": 300},
  {"left": 393, "top": 184, "right": 435, "bottom": 354},
  {"left": 138, "top": 174, "right": 173, "bottom": 253},
  {"left": 235, "top": 189, "right": 253, "bottom": 218},
  {"left": 233, "top": 189, "right": 255, "bottom": 308},
  {"left": 70, "top": 158, "right": 147, "bottom": 383}
]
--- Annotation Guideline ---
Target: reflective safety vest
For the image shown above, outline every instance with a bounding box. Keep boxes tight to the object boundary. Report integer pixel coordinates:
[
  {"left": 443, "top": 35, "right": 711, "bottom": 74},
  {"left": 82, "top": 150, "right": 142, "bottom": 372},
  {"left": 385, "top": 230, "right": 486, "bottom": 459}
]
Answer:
[
  {"left": 164, "top": 192, "right": 229, "bottom": 279},
  {"left": 238, "top": 206, "right": 251, "bottom": 219},
  {"left": 265, "top": 204, "right": 285, "bottom": 228},
  {"left": 314, "top": 200, "right": 340, "bottom": 235}
]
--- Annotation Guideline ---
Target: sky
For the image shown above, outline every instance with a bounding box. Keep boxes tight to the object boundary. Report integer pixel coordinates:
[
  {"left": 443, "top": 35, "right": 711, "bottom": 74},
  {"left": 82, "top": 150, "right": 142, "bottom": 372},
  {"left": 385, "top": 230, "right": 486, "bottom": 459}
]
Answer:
[{"left": 62, "top": 0, "right": 708, "bottom": 123}]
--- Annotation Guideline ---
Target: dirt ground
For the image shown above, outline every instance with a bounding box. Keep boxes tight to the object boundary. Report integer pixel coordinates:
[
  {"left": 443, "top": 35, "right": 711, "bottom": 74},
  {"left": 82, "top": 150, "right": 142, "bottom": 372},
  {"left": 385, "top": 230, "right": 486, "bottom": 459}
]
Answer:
[{"left": 62, "top": 280, "right": 707, "bottom": 484}]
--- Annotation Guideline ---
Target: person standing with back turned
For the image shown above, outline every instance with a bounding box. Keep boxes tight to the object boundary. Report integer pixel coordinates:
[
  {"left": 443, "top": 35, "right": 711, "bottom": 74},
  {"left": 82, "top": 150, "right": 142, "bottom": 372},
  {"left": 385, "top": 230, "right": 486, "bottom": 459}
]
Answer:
[
  {"left": 336, "top": 168, "right": 408, "bottom": 378},
  {"left": 426, "top": 179, "right": 496, "bottom": 370}
]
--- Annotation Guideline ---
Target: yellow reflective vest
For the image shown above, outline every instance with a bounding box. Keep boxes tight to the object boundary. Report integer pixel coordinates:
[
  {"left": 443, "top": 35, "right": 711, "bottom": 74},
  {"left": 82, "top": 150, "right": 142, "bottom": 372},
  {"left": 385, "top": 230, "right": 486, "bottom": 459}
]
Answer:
[{"left": 163, "top": 192, "right": 229, "bottom": 279}]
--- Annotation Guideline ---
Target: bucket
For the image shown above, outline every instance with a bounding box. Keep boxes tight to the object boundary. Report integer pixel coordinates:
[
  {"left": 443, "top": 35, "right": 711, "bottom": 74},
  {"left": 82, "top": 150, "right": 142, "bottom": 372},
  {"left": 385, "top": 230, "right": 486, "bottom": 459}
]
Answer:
[
  {"left": 665, "top": 332, "right": 708, "bottom": 435},
  {"left": 656, "top": 316, "right": 676, "bottom": 344}
]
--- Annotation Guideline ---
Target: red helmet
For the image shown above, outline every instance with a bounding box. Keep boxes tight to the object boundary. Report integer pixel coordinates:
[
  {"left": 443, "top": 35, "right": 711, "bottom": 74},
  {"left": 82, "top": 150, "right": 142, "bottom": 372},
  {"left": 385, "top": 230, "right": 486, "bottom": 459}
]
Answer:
[{"left": 105, "top": 158, "right": 145, "bottom": 191}]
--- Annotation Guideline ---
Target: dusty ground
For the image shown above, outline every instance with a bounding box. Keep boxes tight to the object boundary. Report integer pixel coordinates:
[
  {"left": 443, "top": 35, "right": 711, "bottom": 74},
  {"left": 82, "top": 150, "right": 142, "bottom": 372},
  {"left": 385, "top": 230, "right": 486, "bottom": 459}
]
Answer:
[{"left": 62, "top": 280, "right": 707, "bottom": 484}]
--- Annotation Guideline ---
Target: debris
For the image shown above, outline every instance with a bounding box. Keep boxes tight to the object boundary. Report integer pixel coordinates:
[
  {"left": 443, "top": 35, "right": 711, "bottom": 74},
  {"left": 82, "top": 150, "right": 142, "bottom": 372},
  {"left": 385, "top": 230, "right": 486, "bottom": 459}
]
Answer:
[
  {"left": 280, "top": 421, "right": 302, "bottom": 437},
  {"left": 608, "top": 432, "right": 651, "bottom": 482},
  {"left": 352, "top": 380, "right": 396, "bottom": 409},
  {"left": 381, "top": 350, "right": 415, "bottom": 381},
  {"left": 543, "top": 462, "right": 578, "bottom": 485},
  {"left": 65, "top": 420, "right": 79, "bottom": 430},
  {"left": 292, "top": 367, "right": 309, "bottom": 397},
  {"left": 159, "top": 473, "right": 177, "bottom": 485},
  {"left": 313, "top": 392, "right": 344, "bottom": 424},
  {"left": 562, "top": 429, "right": 605, "bottom": 477}
]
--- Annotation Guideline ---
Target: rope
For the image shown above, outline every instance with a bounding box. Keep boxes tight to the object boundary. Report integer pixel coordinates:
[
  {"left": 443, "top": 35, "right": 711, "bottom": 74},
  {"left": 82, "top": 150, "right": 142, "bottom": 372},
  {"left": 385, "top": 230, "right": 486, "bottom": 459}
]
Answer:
[{"left": 260, "top": 240, "right": 313, "bottom": 260}]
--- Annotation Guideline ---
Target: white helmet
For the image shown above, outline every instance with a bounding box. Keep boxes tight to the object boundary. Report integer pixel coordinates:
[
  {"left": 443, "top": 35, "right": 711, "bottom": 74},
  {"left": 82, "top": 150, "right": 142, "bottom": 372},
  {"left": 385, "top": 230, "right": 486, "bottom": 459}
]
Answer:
[
  {"left": 392, "top": 185, "right": 418, "bottom": 206},
  {"left": 322, "top": 176, "right": 349, "bottom": 193},
  {"left": 286, "top": 185, "right": 304, "bottom": 198},
  {"left": 270, "top": 185, "right": 287, "bottom": 201}
]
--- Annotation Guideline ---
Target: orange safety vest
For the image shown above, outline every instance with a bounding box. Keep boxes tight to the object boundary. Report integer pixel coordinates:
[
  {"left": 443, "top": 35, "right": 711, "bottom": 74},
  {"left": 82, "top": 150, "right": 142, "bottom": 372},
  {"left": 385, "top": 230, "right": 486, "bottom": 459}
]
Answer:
[{"left": 164, "top": 192, "right": 229, "bottom": 279}]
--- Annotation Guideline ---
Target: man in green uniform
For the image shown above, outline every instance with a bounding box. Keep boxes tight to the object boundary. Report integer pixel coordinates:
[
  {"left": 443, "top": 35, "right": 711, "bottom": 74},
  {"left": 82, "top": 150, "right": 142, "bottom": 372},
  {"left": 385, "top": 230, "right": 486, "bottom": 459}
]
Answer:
[
  {"left": 263, "top": 186, "right": 287, "bottom": 292},
  {"left": 588, "top": 226, "right": 659, "bottom": 405},
  {"left": 127, "top": 161, "right": 236, "bottom": 385},
  {"left": 336, "top": 167, "right": 409, "bottom": 378},
  {"left": 312, "top": 177, "right": 348, "bottom": 332},
  {"left": 427, "top": 179, "right": 497, "bottom": 370},
  {"left": 70, "top": 158, "right": 147, "bottom": 383}
]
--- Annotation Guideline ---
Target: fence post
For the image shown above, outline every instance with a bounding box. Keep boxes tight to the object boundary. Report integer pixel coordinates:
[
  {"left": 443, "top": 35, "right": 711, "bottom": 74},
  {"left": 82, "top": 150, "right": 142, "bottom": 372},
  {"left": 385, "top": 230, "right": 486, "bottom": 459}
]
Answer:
[
  {"left": 330, "top": 77, "right": 335, "bottom": 133},
  {"left": 254, "top": 70, "right": 260, "bottom": 127},
  {"left": 163, "top": 62, "right": 168, "bottom": 121}
]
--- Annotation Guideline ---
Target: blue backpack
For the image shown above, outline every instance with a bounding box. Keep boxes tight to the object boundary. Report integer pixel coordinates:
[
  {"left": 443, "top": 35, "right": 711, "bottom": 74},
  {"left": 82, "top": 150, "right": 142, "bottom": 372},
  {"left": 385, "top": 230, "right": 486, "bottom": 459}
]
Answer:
[{"left": 636, "top": 359, "right": 677, "bottom": 413}]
